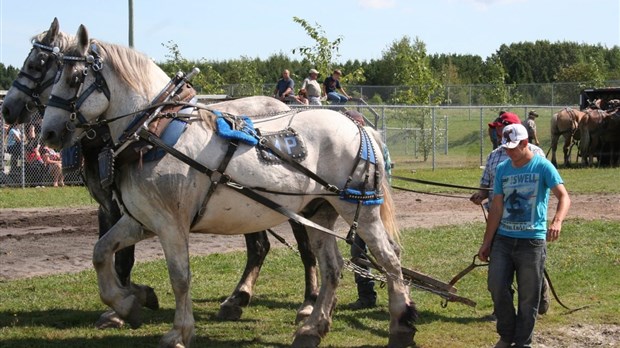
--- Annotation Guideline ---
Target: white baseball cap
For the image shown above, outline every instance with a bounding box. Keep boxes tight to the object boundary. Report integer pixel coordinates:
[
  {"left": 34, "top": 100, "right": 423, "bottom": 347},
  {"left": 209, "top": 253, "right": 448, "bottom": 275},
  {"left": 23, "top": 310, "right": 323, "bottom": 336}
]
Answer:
[{"left": 501, "top": 123, "right": 528, "bottom": 149}]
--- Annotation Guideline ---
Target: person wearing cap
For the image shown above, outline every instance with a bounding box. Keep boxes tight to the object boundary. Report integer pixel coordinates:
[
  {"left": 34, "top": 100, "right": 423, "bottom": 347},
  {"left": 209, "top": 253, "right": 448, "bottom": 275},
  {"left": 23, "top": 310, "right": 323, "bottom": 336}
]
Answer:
[
  {"left": 471, "top": 112, "right": 545, "bottom": 210},
  {"left": 470, "top": 112, "right": 550, "bottom": 320},
  {"left": 488, "top": 110, "right": 506, "bottom": 149},
  {"left": 523, "top": 110, "right": 540, "bottom": 146},
  {"left": 478, "top": 123, "right": 570, "bottom": 348},
  {"left": 300, "top": 69, "right": 322, "bottom": 106},
  {"left": 273, "top": 69, "right": 296, "bottom": 103},
  {"left": 323, "top": 69, "right": 351, "bottom": 105}
]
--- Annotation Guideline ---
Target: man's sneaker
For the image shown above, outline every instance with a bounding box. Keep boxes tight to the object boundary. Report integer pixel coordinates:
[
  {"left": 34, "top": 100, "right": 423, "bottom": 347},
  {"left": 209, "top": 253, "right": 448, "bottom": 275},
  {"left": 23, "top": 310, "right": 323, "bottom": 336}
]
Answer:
[
  {"left": 538, "top": 277, "right": 550, "bottom": 315},
  {"left": 348, "top": 299, "right": 376, "bottom": 310}
]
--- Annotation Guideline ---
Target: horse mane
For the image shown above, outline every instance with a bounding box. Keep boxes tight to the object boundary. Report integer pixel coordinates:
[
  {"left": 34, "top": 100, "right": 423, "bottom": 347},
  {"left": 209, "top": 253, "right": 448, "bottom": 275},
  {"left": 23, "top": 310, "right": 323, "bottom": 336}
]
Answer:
[
  {"left": 66, "top": 39, "right": 155, "bottom": 98},
  {"left": 32, "top": 30, "right": 75, "bottom": 49}
]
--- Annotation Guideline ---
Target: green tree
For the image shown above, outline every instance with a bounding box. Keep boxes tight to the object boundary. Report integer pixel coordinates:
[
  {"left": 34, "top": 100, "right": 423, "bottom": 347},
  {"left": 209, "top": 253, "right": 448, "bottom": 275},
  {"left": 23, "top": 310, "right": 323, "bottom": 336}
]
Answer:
[
  {"left": 158, "top": 40, "right": 224, "bottom": 94},
  {"left": 381, "top": 36, "right": 444, "bottom": 161},
  {"left": 0, "top": 63, "right": 19, "bottom": 90}
]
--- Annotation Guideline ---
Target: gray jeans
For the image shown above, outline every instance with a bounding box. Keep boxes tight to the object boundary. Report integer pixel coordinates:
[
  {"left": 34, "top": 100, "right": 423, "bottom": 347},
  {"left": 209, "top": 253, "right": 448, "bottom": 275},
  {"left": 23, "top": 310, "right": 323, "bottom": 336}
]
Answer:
[{"left": 488, "top": 235, "right": 546, "bottom": 348}]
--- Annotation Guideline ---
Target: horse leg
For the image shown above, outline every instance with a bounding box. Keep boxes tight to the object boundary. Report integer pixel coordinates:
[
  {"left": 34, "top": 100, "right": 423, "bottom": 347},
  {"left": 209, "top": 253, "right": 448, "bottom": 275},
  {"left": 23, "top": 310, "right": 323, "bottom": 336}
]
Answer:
[
  {"left": 92, "top": 214, "right": 153, "bottom": 330},
  {"left": 290, "top": 220, "right": 319, "bottom": 324},
  {"left": 550, "top": 134, "right": 559, "bottom": 167},
  {"left": 562, "top": 135, "right": 572, "bottom": 167},
  {"left": 158, "top": 225, "right": 195, "bottom": 348},
  {"left": 217, "top": 231, "right": 270, "bottom": 320},
  {"left": 292, "top": 205, "right": 340, "bottom": 348},
  {"left": 359, "top": 222, "right": 417, "bottom": 348}
]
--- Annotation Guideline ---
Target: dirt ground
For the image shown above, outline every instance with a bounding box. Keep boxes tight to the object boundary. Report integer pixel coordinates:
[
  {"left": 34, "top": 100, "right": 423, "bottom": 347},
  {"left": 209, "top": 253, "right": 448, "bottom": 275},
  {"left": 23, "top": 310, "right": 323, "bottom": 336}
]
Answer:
[{"left": 1, "top": 190, "right": 619, "bottom": 346}]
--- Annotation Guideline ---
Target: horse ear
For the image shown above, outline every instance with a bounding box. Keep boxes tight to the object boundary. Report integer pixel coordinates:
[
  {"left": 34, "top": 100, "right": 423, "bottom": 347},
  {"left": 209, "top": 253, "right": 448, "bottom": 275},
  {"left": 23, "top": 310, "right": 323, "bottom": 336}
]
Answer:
[
  {"left": 42, "top": 17, "right": 60, "bottom": 44},
  {"left": 76, "top": 24, "right": 89, "bottom": 54}
]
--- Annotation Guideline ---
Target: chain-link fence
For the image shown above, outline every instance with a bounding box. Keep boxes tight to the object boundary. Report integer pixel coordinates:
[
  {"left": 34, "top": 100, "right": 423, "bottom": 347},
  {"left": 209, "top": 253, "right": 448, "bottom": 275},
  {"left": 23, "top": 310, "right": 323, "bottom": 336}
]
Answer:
[
  {"left": 0, "top": 90, "right": 574, "bottom": 188},
  {"left": 1, "top": 110, "right": 83, "bottom": 188},
  {"left": 221, "top": 81, "right": 620, "bottom": 107},
  {"left": 291, "top": 102, "right": 560, "bottom": 171}
]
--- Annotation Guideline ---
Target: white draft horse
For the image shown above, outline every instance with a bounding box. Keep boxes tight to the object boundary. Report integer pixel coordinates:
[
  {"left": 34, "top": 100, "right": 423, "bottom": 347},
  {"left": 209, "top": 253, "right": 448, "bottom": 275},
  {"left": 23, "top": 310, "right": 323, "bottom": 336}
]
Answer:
[
  {"left": 549, "top": 107, "right": 584, "bottom": 167},
  {"left": 40, "top": 25, "right": 416, "bottom": 348},
  {"left": 2, "top": 18, "right": 318, "bottom": 328}
]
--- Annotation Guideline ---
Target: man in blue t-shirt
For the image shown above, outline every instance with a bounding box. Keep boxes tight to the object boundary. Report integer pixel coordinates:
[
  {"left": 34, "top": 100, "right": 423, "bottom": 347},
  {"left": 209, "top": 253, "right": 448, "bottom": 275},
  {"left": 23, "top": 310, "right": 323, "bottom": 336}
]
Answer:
[
  {"left": 478, "top": 123, "right": 571, "bottom": 348},
  {"left": 273, "top": 69, "right": 295, "bottom": 103}
]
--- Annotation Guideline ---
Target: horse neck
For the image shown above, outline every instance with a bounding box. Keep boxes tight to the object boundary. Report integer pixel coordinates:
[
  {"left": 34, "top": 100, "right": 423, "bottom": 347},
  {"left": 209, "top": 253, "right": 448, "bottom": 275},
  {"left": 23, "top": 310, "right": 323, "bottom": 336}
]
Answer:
[{"left": 103, "top": 63, "right": 171, "bottom": 142}]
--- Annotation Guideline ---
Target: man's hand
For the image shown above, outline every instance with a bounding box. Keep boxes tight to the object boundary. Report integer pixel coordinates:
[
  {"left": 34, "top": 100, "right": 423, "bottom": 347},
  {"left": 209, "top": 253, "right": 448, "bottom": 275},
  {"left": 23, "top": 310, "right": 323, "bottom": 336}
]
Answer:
[
  {"left": 478, "top": 241, "right": 491, "bottom": 262},
  {"left": 547, "top": 220, "right": 562, "bottom": 242},
  {"left": 470, "top": 190, "right": 488, "bottom": 205}
]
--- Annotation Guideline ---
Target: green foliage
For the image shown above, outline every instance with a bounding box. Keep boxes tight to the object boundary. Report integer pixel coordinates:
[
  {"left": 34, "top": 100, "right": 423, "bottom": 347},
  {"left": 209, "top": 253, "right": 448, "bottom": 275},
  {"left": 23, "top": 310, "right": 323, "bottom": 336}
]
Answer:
[
  {"left": 291, "top": 17, "right": 342, "bottom": 77},
  {"left": 379, "top": 36, "right": 444, "bottom": 161},
  {"left": 479, "top": 55, "right": 522, "bottom": 105},
  {"left": 0, "top": 63, "right": 19, "bottom": 90},
  {"left": 159, "top": 40, "right": 225, "bottom": 94}
]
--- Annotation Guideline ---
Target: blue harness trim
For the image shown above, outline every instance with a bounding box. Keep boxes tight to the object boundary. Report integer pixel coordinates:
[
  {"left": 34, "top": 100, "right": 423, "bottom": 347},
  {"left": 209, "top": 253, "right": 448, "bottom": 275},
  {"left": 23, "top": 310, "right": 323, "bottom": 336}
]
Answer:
[
  {"left": 360, "top": 129, "right": 376, "bottom": 164},
  {"left": 340, "top": 188, "right": 384, "bottom": 205},
  {"left": 214, "top": 110, "right": 259, "bottom": 146},
  {"left": 143, "top": 118, "right": 188, "bottom": 162}
]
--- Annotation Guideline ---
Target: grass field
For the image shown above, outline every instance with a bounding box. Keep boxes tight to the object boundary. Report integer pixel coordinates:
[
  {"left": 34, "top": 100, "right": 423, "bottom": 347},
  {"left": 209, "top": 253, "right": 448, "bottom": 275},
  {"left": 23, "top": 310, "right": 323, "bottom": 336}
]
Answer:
[
  {"left": 0, "top": 220, "right": 618, "bottom": 347},
  {"left": 1, "top": 164, "right": 619, "bottom": 347}
]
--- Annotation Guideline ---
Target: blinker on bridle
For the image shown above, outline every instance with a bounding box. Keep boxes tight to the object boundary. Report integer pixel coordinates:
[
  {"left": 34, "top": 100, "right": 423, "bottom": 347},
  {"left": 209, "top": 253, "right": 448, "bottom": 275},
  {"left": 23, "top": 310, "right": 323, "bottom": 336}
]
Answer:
[
  {"left": 11, "top": 41, "right": 62, "bottom": 112},
  {"left": 46, "top": 43, "right": 111, "bottom": 133}
]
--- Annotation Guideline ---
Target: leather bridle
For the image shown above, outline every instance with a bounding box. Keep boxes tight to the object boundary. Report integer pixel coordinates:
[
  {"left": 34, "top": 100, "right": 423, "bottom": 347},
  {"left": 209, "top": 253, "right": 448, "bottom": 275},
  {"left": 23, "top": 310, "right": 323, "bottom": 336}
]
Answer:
[
  {"left": 11, "top": 41, "right": 62, "bottom": 113},
  {"left": 46, "top": 43, "right": 111, "bottom": 134}
]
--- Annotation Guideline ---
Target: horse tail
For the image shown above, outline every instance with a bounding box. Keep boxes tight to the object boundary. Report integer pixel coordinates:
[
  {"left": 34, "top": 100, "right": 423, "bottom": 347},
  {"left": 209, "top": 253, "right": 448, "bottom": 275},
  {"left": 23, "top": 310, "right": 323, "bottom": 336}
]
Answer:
[
  {"left": 363, "top": 127, "right": 401, "bottom": 244},
  {"left": 380, "top": 178, "right": 401, "bottom": 245}
]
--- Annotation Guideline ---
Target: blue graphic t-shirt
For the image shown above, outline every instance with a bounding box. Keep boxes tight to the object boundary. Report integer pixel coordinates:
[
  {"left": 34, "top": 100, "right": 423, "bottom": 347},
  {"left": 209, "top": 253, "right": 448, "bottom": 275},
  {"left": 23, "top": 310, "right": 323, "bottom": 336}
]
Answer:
[{"left": 493, "top": 155, "right": 563, "bottom": 240}]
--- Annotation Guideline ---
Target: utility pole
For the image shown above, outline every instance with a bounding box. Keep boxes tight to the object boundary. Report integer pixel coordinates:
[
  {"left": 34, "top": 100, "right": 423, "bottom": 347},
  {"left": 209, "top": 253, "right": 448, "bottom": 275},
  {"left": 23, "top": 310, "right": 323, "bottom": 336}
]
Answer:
[{"left": 128, "top": 0, "right": 134, "bottom": 47}]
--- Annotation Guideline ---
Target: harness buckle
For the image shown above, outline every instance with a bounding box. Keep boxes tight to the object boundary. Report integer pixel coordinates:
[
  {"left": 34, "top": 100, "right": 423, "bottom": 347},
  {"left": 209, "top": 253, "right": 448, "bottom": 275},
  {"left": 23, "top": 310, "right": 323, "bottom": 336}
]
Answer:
[
  {"left": 225, "top": 181, "right": 244, "bottom": 190},
  {"left": 325, "top": 184, "right": 340, "bottom": 193}
]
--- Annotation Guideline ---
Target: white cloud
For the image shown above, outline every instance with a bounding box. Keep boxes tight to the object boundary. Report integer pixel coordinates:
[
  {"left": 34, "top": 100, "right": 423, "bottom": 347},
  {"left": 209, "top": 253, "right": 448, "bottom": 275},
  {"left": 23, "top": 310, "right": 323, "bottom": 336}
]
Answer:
[
  {"left": 358, "top": 0, "right": 396, "bottom": 9},
  {"left": 459, "top": 0, "right": 526, "bottom": 10}
]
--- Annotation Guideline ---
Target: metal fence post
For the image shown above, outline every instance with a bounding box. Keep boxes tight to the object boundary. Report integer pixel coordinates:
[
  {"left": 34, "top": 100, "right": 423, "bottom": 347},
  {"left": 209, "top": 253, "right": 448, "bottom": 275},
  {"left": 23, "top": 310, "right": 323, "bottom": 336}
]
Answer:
[
  {"left": 480, "top": 107, "right": 484, "bottom": 167},
  {"left": 432, "top": 107, "right": 436, "bottom": 171},
  {"left": 444, "top": 115, "right": 448, "bottom": 155}
]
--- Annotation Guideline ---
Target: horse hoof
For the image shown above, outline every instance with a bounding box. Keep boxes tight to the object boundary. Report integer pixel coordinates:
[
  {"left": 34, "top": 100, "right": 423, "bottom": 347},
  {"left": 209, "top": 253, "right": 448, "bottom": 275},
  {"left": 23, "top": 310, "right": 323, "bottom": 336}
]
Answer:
[
  {"left": 125, "top": 297, "right": 143, "bottom": 329},
  {"left": 216, "top": 304, "right": 243, "bottom": 321},
  {"left": 292, "top": 333, "right": 321, "bottom": 348},
  {"left": 295, "top": 303, "right": 313, "bottom": 324},
  {"left": 387, "top": 331, "right": 416, "bottom": 348},
  {"left": 95, "top": 310, "right": 125, "bottom": 329},
  {"left": 144, "top": 286, "right": 160, "bottom": 310}
]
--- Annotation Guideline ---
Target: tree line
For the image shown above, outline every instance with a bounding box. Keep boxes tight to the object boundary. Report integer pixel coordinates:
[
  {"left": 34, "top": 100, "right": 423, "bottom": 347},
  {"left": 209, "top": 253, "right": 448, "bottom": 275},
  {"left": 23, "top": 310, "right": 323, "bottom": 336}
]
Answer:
[{"left": 1, "top": 39, "right": 618, "bottom": 98}]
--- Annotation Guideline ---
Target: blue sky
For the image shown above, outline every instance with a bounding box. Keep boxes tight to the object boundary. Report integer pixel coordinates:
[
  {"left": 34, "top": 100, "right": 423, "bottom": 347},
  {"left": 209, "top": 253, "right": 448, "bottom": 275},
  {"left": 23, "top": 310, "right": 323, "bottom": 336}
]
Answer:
[{"left": 1, "top": 0, "right": 619, "bottom": 68}]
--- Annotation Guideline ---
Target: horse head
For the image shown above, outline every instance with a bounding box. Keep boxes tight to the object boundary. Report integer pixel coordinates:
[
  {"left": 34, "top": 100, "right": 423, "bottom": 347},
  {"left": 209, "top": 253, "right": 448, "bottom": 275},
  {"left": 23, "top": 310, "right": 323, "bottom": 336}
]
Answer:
[
  {"left": 2, "top": 18, "right": 71, "bottom": 125},
  {"left": 41, "top": 24, "right": 112, "bottom": 149}
]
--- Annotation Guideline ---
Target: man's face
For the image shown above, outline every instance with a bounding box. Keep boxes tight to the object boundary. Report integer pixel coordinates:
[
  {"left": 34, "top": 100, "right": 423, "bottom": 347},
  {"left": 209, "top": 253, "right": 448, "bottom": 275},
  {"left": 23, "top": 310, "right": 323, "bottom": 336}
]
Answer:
[{"left": 282, "top": 70, "right": 290, "bottom": 79}]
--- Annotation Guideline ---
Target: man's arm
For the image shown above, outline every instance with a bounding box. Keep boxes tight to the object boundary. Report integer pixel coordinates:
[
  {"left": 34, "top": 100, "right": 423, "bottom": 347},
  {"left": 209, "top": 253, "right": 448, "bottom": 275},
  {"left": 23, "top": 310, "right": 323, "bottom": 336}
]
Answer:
[
  {"left": 478, "top": 194, "right": 504, "bottom": 262},
  {"left": 547, "top": 184, "right": 570, "bottom": 242}
]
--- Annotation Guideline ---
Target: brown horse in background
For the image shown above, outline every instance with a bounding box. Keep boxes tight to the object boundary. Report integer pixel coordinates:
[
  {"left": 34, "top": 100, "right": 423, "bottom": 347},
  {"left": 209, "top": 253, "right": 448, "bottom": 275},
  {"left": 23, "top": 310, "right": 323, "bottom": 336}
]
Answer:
[
  {"left": 549, "top": 108, "right": 584, "bottom": 167},
  {"left": 579, "top": 108, "right": 610, "bottom": 166}
]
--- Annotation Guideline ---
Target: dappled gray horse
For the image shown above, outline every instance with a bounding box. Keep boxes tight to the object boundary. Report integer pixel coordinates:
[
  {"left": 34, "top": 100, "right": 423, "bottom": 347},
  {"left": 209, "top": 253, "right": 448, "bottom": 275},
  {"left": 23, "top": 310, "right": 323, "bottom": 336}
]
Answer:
[
  {"left": 2, "top": 18, "right": 318, "bottom": 327},
  {"left": 40, "top": 24, "right": 415, "bottom": 348}
]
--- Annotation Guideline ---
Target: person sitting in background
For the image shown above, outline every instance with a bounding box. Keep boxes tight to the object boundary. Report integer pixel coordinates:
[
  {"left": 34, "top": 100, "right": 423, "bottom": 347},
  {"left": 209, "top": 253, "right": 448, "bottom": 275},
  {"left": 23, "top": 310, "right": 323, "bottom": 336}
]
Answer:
[
  {"left": 273, "top": 69, "right": 296, "bottom": 103},
  {"left": 301, "top": 69, "right": 322, "bottom": 106},
  {"left": 323, "top": 69, "right": 351, "bottom": 105},
  {"left": 41, "top": 146, "right": 64, "bottom": 187}
]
